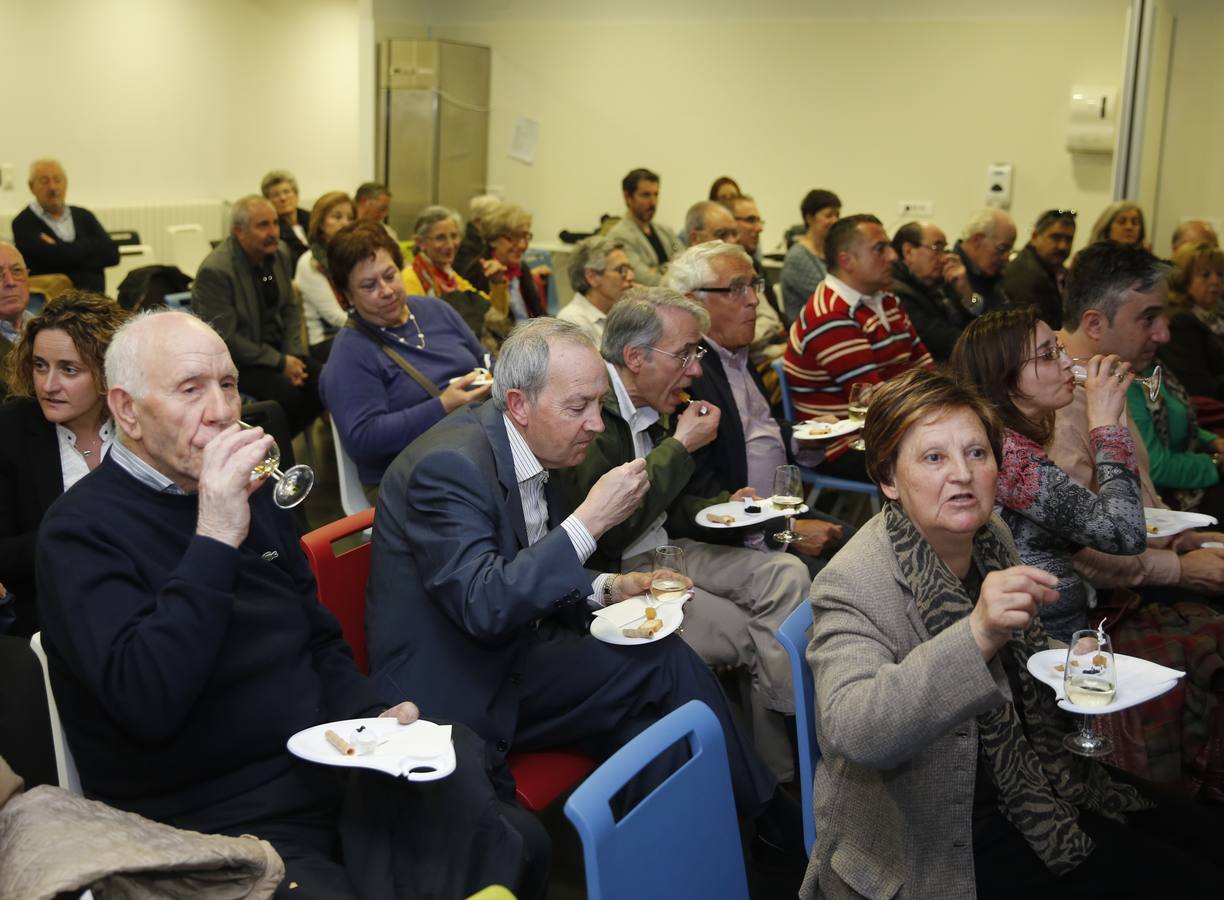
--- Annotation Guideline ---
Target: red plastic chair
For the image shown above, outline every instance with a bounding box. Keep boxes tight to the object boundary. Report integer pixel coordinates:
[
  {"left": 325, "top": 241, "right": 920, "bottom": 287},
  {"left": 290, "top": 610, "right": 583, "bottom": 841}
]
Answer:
[{"left": 300, "top": 509, "right": 595, "bottom": 810}]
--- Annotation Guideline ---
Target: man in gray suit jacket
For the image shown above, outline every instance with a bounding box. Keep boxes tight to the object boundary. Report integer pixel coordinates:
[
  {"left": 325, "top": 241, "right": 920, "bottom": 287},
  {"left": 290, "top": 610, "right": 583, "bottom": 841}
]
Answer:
[
  {"left": 606, "top": 168, "right": 685, "bottom": 286},
  {"left": 367, "top": 318, "right": 794, "bottom": 850},
  {"left": 192, "top": 196, "right": 321, "bottom": 436}
]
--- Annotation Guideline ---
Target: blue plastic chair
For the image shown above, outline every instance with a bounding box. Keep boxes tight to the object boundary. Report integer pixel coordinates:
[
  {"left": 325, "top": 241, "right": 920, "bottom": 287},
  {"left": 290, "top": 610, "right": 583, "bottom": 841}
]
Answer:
[
  {"left": 770, "top": 358, "right": 881, "bottom": 514},
  {"left": 777, "top": 602, "right": 819, "bottom": 857},
  {"left": 564, "top": 700, "right": 749, "bottom": 900}
]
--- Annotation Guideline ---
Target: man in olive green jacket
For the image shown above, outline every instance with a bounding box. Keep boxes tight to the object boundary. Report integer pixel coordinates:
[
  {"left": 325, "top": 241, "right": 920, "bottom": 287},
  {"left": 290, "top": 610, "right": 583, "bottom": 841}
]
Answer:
[{"left": 552, "top": 287, "right": 810, "bottom": 781}]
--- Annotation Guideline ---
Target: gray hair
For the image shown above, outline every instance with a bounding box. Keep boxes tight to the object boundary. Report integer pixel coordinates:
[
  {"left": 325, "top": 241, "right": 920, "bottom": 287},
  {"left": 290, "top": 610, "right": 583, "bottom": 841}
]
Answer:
[
  {"left": 28, "top": 158, "right": 65, "bottom": 181},
  {"left": 491, "top": 317, "right": 596, "bottom": 410},
  {"left": 1064, "top": 241, "right": 1171, "bottom": 329},
  {"left": 469, "top": 194, "right": 501, "bottom": 223},
  {"left": 230, "top": 194, "right": 273, "bottom": 231},
  {"left": 961, "top": 208, "right": 1013, "bottom": 241},
  {"left": 260, "top": 169, "right": 298, "bottom": 197},
  {"left": 482, "top": 203, "right": 532, "bottom": 241},
  {"left": 683, "top": 201, "right": 723, "bottom": 240},
  {"left": 567, "top": 235, "right": 625, "bottom": 293},
  {"left": 414, "top": 205, "right": 462, "bottom": 240},
  {"left": 601, "top": 286, "right": 710, "bottom": 367},
  {"left": 663, "top": 241, "right": 754, "bottom": 294},
  {"left": 105, "top": 310, "right": 222, "bottom": 400}
]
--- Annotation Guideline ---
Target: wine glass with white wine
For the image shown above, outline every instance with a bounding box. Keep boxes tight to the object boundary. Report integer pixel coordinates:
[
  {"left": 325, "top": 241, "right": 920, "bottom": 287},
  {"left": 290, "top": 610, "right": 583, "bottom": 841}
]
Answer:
[
  {"left": 238, "top": 421, "right": 315, "bottom": 509},
  {"left": 771, "top": 464, "right": 803, "bottom": 545},
  {"left": 1062, "top": 620, "right": 1117, "bottom": 757},
  {"left": 650, "top": 546, "right": 688, "bottom": 606},
  {"left": 1070, "top": 358, "right": 1162, "bottom": 402},
  {"left": 847, "top": 382, "right": 873, "bottom": 451}
]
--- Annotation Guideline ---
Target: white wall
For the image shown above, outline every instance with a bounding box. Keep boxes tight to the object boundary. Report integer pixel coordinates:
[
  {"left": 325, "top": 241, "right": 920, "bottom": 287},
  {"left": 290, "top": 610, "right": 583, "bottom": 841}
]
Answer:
[
  {"left": 0, "top": 0, "right": 362, "bottom": 219},
  {"left": 1151, "top": 0, "right": 1224, "bottom": 252},
  {"left": 378, "top": 0, "right": 1131, "bottom": 253}
]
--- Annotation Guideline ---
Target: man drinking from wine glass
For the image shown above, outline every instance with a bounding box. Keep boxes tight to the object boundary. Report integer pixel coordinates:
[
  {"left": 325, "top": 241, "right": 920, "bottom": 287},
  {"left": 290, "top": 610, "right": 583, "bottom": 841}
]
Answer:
[
  {"left": 35, "top": 310, "right": 550, "bottom": 899},
  {"left": 550, "top": 288, "right": 812, "bottom": 783}
]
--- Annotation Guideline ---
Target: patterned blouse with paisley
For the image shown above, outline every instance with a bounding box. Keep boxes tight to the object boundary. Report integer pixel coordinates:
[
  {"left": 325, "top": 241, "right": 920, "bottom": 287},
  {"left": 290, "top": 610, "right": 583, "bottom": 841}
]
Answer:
[{"left": 995, "top": 426, "right": 1147, "bottom": 642}]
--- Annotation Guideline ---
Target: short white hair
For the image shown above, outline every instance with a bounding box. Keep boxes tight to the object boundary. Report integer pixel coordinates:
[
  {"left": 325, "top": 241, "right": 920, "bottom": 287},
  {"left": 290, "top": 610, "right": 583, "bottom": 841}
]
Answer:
[
  {"left": 28, "top": 158, "right": 65, "bottom": 181},
  {"left": 664, "top": 241, "right": 754, "bottom": 294},
  {"left": 105, "top": 310, "right": 221, "bottom": 399},
  {"left": 961, "top": 208, "right": 1014, "bottom": 242},
  {"left": 469, "top": 194, "right": 501, "bottom": 222}
]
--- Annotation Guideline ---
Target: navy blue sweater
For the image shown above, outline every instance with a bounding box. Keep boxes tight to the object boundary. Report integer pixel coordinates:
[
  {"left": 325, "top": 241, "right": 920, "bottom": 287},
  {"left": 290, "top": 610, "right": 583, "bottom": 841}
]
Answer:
[{"left": 36, "top": 455, "right": 387, "bottom": 821}]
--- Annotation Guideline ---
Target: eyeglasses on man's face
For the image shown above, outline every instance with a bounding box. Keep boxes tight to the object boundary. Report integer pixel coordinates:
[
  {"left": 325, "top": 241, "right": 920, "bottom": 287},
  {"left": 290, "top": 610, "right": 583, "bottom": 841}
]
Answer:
[
  {"left": 698, "top": 277, "right": 765, "bottom": 297},
  {"left": 647, "top": 344, "right": 707, "bottom": 368},
  {"left": 735, "top": 215, "right": 764, "bottom": 227},
  {"left": 603, "top": 263, "right": 633, "bottom": 277}
]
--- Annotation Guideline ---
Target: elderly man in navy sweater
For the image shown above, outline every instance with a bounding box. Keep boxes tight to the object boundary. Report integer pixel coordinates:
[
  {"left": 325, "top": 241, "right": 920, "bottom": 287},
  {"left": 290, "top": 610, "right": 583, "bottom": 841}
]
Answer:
[{"left": 36, "top": 310, "right": 546, "bottom": 900}]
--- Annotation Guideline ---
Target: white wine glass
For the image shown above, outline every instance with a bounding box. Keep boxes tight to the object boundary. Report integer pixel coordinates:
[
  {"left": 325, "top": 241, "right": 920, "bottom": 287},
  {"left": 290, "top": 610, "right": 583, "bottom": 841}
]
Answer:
[
  {"left": 847, "top": 382, "right": 873, "bottom": 451},
  {"left": 771, "top": 465, "right": 803, "bottom": 545},
  {"left": 1062, "top": 624, "right": 1117, "bottom": 757},
  {"left": 239, "top": 421, "right": 315, "bottom": 509},
  {"left": 1070, "top": 357, "right": 1162, "bottom": 402},
  {"left": 650, "top": 546, "right": 688, "bottom": 606}
]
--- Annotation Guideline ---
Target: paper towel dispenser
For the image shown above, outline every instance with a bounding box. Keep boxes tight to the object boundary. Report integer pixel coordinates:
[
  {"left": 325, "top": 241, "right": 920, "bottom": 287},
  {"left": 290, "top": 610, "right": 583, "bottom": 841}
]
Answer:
[{"left": 1067, "top": 85, "right": 1117, "bottom": 155}]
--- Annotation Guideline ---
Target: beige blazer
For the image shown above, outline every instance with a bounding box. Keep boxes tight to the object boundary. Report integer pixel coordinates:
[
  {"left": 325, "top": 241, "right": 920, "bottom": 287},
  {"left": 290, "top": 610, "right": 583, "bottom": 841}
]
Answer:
[
  {"left": 605, "top": 216, "right": 684, "bottom": 286},
  {"left": 799, "top": 512, "right": 1018, "bottom": 900}
]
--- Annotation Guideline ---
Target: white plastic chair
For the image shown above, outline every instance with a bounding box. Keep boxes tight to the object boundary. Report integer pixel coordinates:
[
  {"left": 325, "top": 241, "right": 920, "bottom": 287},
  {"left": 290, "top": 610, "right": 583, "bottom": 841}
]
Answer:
[
  {"left": 29, "top": 632, "right": 83, "bottom": 794},
  {"left": 166, "top": 224, "right": 212, "bottom": 277},
  {"left": 330, "top": 416, "right": 372, "bottom": 516},
  {"left": 104, "top": 244, "right": 154, "bottom": 298}
]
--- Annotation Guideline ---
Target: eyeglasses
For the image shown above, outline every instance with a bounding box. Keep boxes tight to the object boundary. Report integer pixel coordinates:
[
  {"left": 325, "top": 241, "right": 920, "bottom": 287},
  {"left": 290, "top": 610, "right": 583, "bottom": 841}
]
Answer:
[
  {"left": 604, "top": 263, "right": 633, "bottom": 277},
  {"left": 1020, "top": 340, "right": 1067, "bottom": 364},
  {"left": 697, "top": 277, "right": 765, "bottom": 297},
  {"left": 647, "top": 345, "right": 707, "bottom": 368},
  {"left": 499, "top": 231, "right": 533, "bottom": 245},
  {"left": 734, "top": 215, "right": 765, "bottom": 226},
  {"left": 1035, "top": 208, "right": 1078, "bottom": 231},
  {"left": 711, "top": 228, "right": 739, "bottom": 242},
  {"left": 0, "top": 264, "right": 29, "bottom": 281},
  {"left": 918, "top": 243, "right": 950, "bottom": 254}
]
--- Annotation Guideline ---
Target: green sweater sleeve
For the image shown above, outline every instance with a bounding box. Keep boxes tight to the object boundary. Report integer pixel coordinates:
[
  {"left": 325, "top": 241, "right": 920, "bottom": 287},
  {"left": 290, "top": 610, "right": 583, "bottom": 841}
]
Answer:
[{"left": 1128, "top": 387, "right": 1220, "bottom": 490}]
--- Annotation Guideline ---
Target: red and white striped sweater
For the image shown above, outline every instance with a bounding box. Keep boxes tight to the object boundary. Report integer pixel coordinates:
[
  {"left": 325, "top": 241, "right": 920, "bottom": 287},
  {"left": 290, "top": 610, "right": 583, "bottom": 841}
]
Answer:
[{"left": 783, "top": 277, "right": 932, "bottom": 461}]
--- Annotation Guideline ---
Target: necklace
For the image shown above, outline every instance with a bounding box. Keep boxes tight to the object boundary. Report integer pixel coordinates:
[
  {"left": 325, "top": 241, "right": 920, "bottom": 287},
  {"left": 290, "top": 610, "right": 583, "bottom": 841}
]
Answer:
[{"left": 380, "top": 303, "right": 426, "bottom": 350}]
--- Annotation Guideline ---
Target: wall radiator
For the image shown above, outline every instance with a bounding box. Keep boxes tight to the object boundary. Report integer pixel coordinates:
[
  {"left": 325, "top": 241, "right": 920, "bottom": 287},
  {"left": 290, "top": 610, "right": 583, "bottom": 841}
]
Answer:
[{"left": 0, "top": 200, "right": 228, "bottom": 273}]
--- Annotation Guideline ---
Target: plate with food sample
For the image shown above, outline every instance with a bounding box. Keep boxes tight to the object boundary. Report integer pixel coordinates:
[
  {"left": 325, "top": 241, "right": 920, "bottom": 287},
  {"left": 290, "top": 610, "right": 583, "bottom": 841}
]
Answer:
[
  {"left": 1025, "top": 648, "right": 1184, "bottom": 715},
  {"left": 697, "top": 499, "right": 809, "bottom": 529},
  {"left": 1143, "top": 507, "right": 1217, "bottom": 539},
  {"left": 590, "top": 595, "right": 685, "bottom": 646},
  {"left": 287, "top": 717, "right": 456, "bottom": 781},
  {"left": 791, "top": 419, "right": 862, "bottom": 441},
  {"left": 449, "top": 367, "right": 494, "bottom": 387}
]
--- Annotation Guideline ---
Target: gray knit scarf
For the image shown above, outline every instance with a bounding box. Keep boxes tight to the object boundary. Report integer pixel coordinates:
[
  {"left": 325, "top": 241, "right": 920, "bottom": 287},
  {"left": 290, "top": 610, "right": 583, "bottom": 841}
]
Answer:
[{"left": 883, "top": 502, "right": 1150, "bottom": 874}]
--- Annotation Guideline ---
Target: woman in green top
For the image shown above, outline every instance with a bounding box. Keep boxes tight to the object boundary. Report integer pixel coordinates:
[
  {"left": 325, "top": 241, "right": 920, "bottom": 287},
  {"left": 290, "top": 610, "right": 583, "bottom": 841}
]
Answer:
[{"left": 1128, "top": 366, "right": 1224, "bottom": 520}]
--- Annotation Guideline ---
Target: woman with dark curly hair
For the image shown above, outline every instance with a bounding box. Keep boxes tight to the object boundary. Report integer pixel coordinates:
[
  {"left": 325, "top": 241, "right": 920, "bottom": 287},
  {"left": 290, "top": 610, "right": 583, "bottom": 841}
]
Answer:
[{"left": 0, "top": 290, "right": 128, "bottom": 635}]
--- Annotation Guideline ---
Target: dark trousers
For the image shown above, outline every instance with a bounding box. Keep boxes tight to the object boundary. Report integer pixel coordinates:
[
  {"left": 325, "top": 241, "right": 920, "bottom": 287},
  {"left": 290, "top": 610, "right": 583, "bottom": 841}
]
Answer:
[
  {"left": 170, "top": 725, "right": 546, "bottom": 900},
  {"left": 0, "top": 635, "right": 58, "bottom": 788},
  {"left": 239, "top": 356, "right": 323, "bottom": 437},
  {"left": 511, "top": 621, "right": 777, "bottom": 817},
  {"left": 974, "top": 770, "right": 1224, "bottom": 898},
  {"left": 816, "top": 447, "right": 871, "bottom": 482}
]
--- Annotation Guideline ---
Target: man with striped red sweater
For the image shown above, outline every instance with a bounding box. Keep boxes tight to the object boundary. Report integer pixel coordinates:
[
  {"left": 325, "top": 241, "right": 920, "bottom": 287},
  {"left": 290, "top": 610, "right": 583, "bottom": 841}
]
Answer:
[{"left": 782, "top": 214, "right": 932, "bottom": 480}]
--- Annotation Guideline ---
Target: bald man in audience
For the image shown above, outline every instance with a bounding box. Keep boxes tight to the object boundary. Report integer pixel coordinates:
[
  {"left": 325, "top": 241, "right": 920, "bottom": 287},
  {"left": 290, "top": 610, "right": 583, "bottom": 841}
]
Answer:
[
  {"left": 558, "top": 235, "right": 636, "bottom": 343},
  {"left": 1001, "top": 208, "right": 1076, "bottom": 329},
  {"left": 684, "top": 200, "right": 739, "bottom": 246},
  {"left": 0, "top": 242, "right": 34, "bottom": 399},
  {"left": 1172, "top": 219, "right": 1219, "bottom": 254},
  {"left": 888, "top": 221, "right": 977, "bottom": 361},
  {"left": 606, "top": 168, "right": 684, "bottom": 286},
  {"left": 192, "top": 195, "right": 322, "bottom": 437},
  {"left": 11, "top": 160, "right": 118, "bottom": 293},
  {"left": 955, "top": 207, "right": 1016, "bottom": 313},
  {"left": 36, "top": 310, "right": 547, "bottom": 899}
]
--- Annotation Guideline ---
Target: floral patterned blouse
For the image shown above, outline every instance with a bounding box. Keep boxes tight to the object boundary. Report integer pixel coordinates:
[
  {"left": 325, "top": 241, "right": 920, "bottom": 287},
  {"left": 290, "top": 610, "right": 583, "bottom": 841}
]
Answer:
[{"left": 995, "top": 426, "right": 1147, "bottom": 641}]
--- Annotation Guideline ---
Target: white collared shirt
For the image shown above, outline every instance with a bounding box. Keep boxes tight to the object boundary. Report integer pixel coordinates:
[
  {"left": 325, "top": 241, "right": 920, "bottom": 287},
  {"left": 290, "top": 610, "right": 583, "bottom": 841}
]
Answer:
[
  {"left": 606, "top": 364, "right": 669, "bottom": 561},
  {"left": 110, "top": 437, "right": 187, "bottom": 495},
  {"left": 56, "top": 419, "right": 115, "bottom": 490},
  {"left": 29, "top": 200, "right": 76, "bottom": 243},
  {"left": 825, "top": 272, "right": 890, "bottom": 332},
  {"left": 556, "top": 292, "right": 609, "bottom": 344}
]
